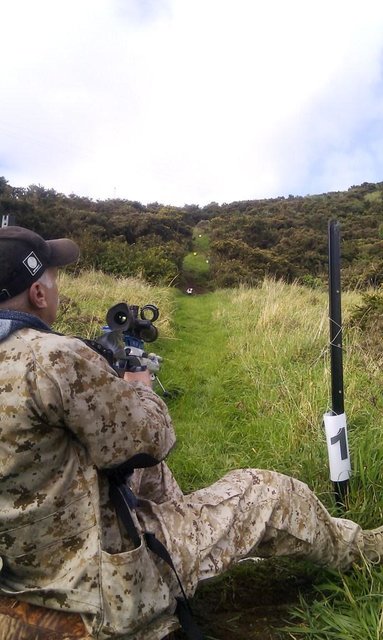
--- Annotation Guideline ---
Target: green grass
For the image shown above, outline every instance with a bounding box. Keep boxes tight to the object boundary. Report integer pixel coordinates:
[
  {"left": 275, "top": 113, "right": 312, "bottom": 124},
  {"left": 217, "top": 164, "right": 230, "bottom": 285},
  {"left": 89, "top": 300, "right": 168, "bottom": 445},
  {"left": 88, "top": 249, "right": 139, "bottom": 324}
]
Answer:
[
  {"left": 286, "top": 562, "right": 383, "bottom": 639},
  {"left": 156, "top": 288, "right": 248, "bottom": 489},
  {"left": 181, "top": 227, "right": 211, "bottom": 287},
  {"left": 182, "top": 251, "right": 210, "bottom": 275},
  {"left": 56, "top": 272, "right": 383, "bottom": 639},
  {"left": 55, "top": 269, "right": 175, "bottom": 339},
  {"left": 193, "top": 231, "right": 210, "bottom": 252}
]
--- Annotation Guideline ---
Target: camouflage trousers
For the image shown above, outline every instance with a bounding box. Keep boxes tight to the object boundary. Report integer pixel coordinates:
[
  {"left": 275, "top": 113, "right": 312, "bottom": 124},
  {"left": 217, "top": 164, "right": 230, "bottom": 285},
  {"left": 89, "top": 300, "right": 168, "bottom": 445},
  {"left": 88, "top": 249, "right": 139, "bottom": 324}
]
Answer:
[{"left": 133, "top": 464, "right": 363, "bottom": 597}]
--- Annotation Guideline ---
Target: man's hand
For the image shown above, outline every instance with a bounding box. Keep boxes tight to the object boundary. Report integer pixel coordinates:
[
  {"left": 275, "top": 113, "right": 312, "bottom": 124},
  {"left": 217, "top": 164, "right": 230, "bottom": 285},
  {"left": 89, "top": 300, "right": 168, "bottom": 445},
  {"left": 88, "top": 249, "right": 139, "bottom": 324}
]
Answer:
[{"left": 123, "top": 369, "right": 153, "bottom": 387}]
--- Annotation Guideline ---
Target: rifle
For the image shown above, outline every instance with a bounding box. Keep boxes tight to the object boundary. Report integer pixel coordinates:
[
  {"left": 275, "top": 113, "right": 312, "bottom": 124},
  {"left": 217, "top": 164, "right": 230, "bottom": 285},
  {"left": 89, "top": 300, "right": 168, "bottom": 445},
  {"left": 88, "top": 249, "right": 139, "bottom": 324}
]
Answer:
[{"left": 91, "top": 301, "right": 171, "bottom": 397}]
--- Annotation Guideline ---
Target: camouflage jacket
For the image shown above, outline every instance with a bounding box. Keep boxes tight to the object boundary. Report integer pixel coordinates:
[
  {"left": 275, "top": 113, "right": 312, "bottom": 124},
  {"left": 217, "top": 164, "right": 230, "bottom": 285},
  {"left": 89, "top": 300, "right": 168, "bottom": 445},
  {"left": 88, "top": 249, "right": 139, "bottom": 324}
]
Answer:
[{"left": 0, "top": 326, "right": 180, "bottom": 639}]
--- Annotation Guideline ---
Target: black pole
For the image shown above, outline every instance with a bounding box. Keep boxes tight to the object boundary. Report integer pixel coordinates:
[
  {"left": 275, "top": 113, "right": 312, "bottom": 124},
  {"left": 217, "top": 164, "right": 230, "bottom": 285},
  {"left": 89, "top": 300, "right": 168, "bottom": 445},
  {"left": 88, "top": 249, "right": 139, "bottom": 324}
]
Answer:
[
  {"left": 328, "top": 220, "right": 344, "bottom": 414},
  {"left": 328, "top": 220, "right": 349, "bottom": 507}
]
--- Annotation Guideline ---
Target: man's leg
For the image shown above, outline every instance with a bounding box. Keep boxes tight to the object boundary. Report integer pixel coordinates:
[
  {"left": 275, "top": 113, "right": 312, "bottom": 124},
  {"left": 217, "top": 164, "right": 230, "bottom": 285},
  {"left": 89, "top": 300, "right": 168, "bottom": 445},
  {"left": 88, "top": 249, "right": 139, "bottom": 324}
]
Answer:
[{"left": 137, "top": 468, "right": 371, "bottom": 596}]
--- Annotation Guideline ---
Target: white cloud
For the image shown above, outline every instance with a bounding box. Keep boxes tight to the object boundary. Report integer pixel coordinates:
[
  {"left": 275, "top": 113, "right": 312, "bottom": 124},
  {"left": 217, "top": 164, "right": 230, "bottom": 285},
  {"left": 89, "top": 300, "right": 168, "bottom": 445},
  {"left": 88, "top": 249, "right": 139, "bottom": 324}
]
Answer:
[{"left": 1, "top": 0, "right": 383, "bottom": 204}]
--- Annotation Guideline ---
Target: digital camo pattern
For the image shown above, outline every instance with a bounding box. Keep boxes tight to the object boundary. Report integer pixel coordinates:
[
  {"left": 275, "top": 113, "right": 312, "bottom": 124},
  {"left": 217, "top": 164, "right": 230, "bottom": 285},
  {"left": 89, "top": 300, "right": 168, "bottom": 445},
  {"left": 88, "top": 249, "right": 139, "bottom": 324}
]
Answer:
[
  {"left": 134, "top": 467, "right": 365, "bottom": 599},
  {"left": 0, "top": 329, "right": 177, "bottom": 638},
  {"left": 0, "top": 328, "right": 371, "bottom": 639}
]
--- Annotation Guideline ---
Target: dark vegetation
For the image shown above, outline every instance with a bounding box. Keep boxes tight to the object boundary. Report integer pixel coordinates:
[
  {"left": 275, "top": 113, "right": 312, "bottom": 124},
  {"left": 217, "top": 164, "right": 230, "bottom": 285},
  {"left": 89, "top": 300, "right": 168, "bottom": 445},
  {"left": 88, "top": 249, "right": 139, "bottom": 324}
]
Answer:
[{"left": 1, "top": 176, "right": 383, "bottom": 289}]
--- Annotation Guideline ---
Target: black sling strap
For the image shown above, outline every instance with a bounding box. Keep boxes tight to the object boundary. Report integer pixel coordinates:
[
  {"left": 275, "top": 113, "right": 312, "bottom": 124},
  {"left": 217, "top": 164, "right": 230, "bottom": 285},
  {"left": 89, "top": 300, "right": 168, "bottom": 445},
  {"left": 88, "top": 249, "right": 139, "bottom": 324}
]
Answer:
[
  {"left": 108, "top": 478, "right": 204, "bottom": 640},
  {"left": 109, "top": 481, "right": 141, "bottom": 548}
]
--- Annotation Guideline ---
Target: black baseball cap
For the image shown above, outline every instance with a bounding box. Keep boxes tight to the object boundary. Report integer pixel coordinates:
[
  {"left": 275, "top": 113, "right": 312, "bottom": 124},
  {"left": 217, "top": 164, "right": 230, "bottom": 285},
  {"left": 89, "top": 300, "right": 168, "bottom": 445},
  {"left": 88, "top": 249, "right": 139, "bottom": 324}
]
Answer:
[{"left": 0, "top": 226, "right": 80, "bottom": 302}]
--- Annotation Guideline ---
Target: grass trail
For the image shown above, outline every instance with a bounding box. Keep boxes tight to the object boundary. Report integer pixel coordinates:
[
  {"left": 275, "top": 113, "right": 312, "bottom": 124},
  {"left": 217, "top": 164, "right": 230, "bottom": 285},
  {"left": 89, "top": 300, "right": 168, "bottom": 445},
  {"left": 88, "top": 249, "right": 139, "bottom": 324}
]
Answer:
[
  {"left": 181, "top": 227, "right": 211, "bottom": 293},
  {"left": 156, "top": 288, "right": 242, "bottom": 491}
]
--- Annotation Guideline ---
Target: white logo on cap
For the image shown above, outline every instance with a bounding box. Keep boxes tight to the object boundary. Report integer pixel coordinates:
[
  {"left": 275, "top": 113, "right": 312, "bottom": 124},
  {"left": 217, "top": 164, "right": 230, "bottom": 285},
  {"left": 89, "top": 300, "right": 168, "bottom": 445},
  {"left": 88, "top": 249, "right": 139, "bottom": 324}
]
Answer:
[{"left": 23, "top": 251, "right": 43, "bottom": 275}]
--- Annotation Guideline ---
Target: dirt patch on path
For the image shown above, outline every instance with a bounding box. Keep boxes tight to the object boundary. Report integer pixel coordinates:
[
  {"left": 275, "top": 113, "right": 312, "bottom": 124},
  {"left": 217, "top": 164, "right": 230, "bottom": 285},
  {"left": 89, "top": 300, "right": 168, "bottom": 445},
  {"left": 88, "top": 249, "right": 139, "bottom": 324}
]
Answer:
[
  {"left": 171, "top": 559, "right": 321, "bottom": 639},
  {"left": 177, "top": 277, "right": 212, "bottom": 295}
]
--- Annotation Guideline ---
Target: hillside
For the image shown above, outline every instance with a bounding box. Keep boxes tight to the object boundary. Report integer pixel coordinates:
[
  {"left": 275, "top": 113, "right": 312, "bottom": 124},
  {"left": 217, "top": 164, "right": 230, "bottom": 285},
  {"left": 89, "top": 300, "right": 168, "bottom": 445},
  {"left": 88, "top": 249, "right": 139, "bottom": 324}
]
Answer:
[{"left": 1, "top": 176, "right": 383, "bottom": 289}]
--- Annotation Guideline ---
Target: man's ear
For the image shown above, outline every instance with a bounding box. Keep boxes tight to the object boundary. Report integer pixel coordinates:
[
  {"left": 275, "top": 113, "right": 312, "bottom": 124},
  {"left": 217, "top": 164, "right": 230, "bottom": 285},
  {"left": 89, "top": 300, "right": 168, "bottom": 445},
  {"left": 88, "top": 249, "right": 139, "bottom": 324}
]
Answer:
[{"left": 28, "top": 281, "right": 48, "bottom": 310}]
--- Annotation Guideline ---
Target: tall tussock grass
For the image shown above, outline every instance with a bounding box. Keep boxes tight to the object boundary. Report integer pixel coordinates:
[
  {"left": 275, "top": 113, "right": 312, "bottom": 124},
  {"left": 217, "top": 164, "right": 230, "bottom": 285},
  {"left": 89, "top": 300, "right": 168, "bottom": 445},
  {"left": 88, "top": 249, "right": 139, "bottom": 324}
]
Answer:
[
  {"left": 55, "top": 269, "right": 175, "bottom": 339},
  {"left": 209, "top": 280, "right": 382, "bottom": 519},
  {"left": 286, "top": 560, "right": 383, "bottom": 639}
]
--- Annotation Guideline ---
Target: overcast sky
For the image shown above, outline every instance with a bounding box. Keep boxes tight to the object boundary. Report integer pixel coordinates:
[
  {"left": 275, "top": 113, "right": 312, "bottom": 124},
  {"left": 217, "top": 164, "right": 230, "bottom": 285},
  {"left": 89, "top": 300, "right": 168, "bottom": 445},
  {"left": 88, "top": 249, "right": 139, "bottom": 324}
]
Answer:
[{"left": 1, "top": 0, "right": 383, "bottom": 206}]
